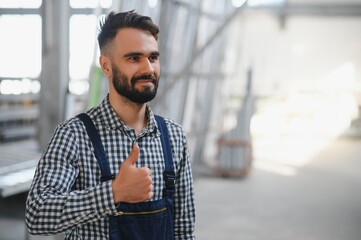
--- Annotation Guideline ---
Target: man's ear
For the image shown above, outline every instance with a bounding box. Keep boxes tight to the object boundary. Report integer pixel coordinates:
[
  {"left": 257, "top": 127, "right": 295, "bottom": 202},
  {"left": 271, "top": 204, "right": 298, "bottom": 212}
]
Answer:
[{"left": 99, "top": 55, "right": 112, "bottom": 78}]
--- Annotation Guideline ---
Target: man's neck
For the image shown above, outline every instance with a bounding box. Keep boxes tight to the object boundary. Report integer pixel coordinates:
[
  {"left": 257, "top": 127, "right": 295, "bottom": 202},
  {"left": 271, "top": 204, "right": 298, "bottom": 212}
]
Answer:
[{"left": 109, "top": 94, "right": 147, "bottom": 135}]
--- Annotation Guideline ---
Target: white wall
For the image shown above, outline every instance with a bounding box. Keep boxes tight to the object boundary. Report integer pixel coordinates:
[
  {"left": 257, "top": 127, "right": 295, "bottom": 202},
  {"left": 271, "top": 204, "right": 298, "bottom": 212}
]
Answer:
[{"left": 229, "top": 11, "right": 361, "bottom": 97}]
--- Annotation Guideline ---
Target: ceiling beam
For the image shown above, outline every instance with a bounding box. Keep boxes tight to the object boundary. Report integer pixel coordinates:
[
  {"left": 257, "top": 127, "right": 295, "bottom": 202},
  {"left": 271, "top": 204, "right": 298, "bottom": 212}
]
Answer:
[{"left": 248, "top": 3, "right": 361, "bottom": 17}]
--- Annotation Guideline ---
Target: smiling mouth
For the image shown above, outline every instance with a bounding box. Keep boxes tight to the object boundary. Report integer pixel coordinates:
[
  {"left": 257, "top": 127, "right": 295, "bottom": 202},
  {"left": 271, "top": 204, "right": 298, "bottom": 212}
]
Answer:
[
  {"left": 132, "top": 74, "right": 157, "bottom": 83},
  {"left": 136, "top": 79, "right": 154, "bottom": 83},
  {"left": 135, "top": 78, "right": 156, "bottom": 84},
  {"left": 134, "top": 80, "right": 156, "bottom": 89}
]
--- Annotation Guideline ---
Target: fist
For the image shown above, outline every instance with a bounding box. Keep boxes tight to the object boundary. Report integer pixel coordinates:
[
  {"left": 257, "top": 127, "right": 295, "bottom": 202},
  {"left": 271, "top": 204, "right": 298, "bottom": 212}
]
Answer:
[{"left": 111, "top": 144, "right": 153, "bottom": 203}]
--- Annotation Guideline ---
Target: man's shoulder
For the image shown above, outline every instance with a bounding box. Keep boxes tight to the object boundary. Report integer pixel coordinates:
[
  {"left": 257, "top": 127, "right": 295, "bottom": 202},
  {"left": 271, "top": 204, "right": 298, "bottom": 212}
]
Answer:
[
  {"left": 54, "top": 116, "right": 85, "bottom": 136},
  {"left": 155, "top": 115, "right": 181, "bottom": 128},
  {"left": 156, "top": 115, "right": 186, "bottom": 138},
  {"left": 56, "top": 106, "right": 100, "bottom": 133}
]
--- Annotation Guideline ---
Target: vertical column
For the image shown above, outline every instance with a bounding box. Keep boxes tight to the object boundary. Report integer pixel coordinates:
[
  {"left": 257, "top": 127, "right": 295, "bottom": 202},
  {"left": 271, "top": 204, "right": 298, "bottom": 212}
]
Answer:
[
  {"left": 150, "top": 0, "right": 174, "bottom": 114},
  {"left": 178, "top": 0, "right": 202, "bottom": 125},
  {"left": 38, "top": 0, "right": 70, "bottom": 150}
]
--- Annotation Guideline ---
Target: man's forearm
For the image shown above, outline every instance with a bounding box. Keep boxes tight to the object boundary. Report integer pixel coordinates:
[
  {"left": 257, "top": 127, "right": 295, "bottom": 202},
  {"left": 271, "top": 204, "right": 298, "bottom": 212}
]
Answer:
[{"left": 25, "top": 181, "right": 115, "bottom": 235}]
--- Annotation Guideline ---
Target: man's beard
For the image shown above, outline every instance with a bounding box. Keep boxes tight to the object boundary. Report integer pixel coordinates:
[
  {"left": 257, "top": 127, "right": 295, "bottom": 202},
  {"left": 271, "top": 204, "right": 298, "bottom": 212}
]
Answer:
[{"left": 112, "top": 64, "right": 158, "bottom": 104}]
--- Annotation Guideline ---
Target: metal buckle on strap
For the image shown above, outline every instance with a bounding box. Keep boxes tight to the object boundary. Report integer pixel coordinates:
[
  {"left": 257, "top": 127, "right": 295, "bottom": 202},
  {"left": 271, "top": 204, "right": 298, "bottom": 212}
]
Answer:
[
  {"left": 100, "top": 174, "right": 115, "bottom": 182},
  {"left": 164, "top": 171, "right": 175, "bottom": 190}
]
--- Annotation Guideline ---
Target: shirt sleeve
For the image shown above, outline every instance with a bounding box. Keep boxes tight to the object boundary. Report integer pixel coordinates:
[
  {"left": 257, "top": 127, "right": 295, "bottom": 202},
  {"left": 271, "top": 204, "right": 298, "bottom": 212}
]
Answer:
[
  {"left": 25, "top": 122, "right": 117, "bottom": 235},
  {"left": 173, "top": 128, "right": 196, "bottom": 240}
]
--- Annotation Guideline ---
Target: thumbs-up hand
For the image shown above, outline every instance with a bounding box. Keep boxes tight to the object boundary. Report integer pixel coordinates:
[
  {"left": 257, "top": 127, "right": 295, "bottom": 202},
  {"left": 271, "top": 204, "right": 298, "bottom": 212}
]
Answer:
[{"left": 112, "top": 144, "right": 153, "bottom": 203}]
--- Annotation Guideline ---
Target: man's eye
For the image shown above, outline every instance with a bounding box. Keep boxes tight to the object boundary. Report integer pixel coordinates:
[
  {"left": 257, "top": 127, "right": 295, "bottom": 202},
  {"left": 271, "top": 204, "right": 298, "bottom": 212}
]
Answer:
[
  {"left": 129, "top": 56, "right": 139, "bottom": 61},
  {"left": 149, "top": 56, "right": 159, "bottom": 62}
]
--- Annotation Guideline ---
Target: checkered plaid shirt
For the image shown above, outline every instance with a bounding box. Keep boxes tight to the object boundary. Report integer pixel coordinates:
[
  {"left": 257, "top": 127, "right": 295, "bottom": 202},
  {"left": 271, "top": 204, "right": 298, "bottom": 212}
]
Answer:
[{"left": 25, "top": 96, "right": 196, "bottom": 239}]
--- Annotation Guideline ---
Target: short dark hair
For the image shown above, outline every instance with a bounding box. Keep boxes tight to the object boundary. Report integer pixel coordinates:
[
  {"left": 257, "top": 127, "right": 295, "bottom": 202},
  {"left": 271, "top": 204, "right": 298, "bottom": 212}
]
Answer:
[{"left": 97, "top": 10, "right": 159, "bottom": 52}]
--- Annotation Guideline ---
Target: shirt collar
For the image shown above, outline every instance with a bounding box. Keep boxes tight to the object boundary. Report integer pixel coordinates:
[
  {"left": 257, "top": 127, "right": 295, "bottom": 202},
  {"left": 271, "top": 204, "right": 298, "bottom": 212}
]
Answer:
[{"left": 95, "top": 95, "right": 158, "bottom": 134}]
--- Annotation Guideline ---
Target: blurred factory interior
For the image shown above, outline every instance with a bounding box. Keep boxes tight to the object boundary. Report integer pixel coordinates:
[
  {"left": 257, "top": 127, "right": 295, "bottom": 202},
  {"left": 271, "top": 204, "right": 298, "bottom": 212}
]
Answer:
[{"left": 0, "top": 0, "right": 361, "bottom": 239}]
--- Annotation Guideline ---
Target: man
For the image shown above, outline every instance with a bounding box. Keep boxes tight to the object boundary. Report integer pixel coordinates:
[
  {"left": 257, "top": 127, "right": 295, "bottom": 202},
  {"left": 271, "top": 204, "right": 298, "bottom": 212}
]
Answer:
[{"left": 25, "top": 10, "right": 196, "bottom": 239}]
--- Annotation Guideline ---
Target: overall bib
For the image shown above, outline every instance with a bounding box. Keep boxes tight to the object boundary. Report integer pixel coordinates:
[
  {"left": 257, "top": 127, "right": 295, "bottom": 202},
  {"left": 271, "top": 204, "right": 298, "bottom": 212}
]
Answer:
[{"left": 78, "top": 113, "right": 175, "bottom": 240}]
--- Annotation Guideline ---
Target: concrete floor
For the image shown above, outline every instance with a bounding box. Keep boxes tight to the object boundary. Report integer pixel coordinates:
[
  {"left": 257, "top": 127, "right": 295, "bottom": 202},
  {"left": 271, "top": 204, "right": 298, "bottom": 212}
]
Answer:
[
  {"left": 1, "top": 137, "right": 360, "bottom": 240},
  {"left": 196, "top": 136, "right": 361, "bottom": 240}
]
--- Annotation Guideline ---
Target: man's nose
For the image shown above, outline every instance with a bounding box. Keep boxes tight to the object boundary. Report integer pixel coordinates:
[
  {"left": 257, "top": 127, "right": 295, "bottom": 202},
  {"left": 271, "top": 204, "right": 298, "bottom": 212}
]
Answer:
[{"left": 140, "top": 59, "right": 155, "bottom": 74}]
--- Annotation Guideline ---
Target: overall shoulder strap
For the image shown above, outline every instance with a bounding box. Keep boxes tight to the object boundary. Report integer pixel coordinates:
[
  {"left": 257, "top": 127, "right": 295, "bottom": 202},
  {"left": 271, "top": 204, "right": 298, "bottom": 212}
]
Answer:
[
  {"left": 154, "top": 115, "right": 175, "bottom": 200},
  {"left": 77, "top": 113, "right": 114, "bottom": 182}
]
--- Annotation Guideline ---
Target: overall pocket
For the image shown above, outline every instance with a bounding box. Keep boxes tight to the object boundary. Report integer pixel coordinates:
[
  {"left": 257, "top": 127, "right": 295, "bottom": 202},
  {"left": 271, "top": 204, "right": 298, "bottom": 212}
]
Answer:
[
  {"left": 114, "top": 206, "right": 167, "bottom": 217},
  {"left": 109, "top": 199, "right": 173, "bottom": 240}
]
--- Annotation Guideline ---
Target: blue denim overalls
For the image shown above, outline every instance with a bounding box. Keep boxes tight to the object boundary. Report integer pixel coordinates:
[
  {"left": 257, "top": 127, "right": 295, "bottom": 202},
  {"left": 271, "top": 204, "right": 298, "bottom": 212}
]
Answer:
[{"left": 78, "top": 113, "right": 175, "bottom": 240}]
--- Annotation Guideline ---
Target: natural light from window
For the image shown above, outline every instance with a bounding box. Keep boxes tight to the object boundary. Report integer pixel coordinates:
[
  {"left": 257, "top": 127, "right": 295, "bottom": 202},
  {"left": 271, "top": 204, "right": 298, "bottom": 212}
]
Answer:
[
  {"left": 70, "top": 0, "right": 112, "bottom": 8},
  {"left": 251, "top": 62, "right": 357, "bottom": 176},
  {"left": 0, "top": 15, "right": 41, "bottom": 78},
  {"left": 0, "top": 0, "right": 41, "bottom": 8}
]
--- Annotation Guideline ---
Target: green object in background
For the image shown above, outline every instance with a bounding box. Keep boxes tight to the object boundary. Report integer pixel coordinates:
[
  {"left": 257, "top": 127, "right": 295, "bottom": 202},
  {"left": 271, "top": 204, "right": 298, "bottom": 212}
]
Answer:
[{"left": 88, "top": 66, "right": 104, "bottom": 108}]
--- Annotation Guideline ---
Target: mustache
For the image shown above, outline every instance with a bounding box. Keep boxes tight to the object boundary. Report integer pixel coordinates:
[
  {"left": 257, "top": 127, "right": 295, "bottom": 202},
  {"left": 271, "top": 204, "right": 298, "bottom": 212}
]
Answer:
[{"left": 131, "top": 74, "right": 157, "bottom": 84}]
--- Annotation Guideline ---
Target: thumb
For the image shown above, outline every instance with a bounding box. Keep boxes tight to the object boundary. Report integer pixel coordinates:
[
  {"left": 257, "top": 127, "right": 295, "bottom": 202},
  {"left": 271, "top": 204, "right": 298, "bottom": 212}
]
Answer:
[{"left": 125, "top": 143, "right": 140, "bottom": 166}]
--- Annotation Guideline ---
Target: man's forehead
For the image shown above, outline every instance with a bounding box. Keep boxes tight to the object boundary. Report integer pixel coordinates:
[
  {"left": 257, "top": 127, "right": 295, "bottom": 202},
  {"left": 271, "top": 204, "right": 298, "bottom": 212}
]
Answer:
[
  {"left": 102, "top": 28, "right": 158, "bottom": 57},
  {"left": 115, "top": 28, "right": 158, "bottom": 47}
]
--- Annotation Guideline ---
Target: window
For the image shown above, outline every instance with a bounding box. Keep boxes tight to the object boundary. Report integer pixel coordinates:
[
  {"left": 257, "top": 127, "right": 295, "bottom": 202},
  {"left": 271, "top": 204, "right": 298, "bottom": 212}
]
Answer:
[
  {"left": 70, "top": 0, "right": 112, "bottom": 9},
  {"left": 0, "top": 15, "right": 41, "bottom": 78},
  {"left": 0, "top": 0, "right": 41, "bottom": 8},
  {"left": 69, "top": 14, "right": 99, "bottom": 80}
]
